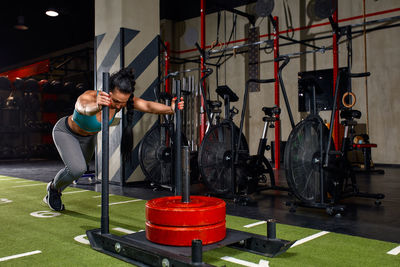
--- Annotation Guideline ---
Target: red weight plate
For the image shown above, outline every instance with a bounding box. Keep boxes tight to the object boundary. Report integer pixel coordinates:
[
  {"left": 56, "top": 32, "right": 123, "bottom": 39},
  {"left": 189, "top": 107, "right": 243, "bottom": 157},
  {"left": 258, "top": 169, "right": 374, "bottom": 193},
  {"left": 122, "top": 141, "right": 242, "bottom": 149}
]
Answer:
[
  {"left": 146, "top": 220, "right": 226, "bottom": 246},
  {"left": 146, "top": 196, "right": 225, "bottom": 227}
]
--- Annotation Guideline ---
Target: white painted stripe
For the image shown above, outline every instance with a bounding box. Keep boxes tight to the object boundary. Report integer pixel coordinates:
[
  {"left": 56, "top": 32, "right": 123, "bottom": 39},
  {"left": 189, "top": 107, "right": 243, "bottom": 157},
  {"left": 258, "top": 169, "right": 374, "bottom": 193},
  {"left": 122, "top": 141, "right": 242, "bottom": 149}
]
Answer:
[
  {"left": 221, "top": 256, "right": 269, "bottom": 267},
  {"left": 113, "top": 227, "right": 136, "bottom": 234},
  {"left": 0, "top": 198, "right": 13, "bottom": 204},
  {"left": 0, "top": 250, "right": 42, "bottom": 262},
  {"left": 243, "top": 221, "right": 267, "bottom": 228},
  {"left": 0, "top": 178, "right": 20, "bottom": 181},
  {"left": 93, "top": 194, "right": 114, "bottom": 198},
  {"left": 74, "top": 234, "right": 90, "bottom": 245},
  {"left": 97, "top": 199, "right": 143, "bottom": 206},
  {"left": 63, "top": 190, "right": 89, "bottom": 195},
  {"left": 291, "top": 231, "right": 330, "bottom": 248},
  {"left": 387, "top": 245, "right": 400, "bottom": 255},
  {"left": 15, "top": 180, "right": 33, "bottom": 183},
  {"left": 12, "top": 184, "right": 43, "bottom": 188}
]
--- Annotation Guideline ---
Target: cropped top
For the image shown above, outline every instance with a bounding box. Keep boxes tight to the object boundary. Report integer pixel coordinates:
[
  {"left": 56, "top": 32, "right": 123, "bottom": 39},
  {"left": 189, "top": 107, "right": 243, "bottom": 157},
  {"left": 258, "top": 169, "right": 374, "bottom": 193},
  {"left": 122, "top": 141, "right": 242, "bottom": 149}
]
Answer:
[{"left": 72, "top": 109, "right": 116, "bottom": 132}]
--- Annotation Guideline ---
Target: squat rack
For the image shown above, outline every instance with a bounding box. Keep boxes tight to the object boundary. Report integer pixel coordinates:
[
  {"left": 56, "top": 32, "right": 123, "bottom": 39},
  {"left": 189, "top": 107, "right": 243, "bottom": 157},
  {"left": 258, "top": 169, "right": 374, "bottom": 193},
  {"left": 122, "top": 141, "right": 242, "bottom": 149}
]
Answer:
[{"left": 167, "top": 1, "right": 400, "bottom": 170}]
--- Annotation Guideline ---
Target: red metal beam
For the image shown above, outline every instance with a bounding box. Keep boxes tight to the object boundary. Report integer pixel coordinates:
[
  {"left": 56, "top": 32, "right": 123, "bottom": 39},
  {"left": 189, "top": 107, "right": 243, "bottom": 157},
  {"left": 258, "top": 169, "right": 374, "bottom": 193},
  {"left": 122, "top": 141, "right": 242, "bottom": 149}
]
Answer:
[
  {"left": 164, "top": 41, "right": 171, "bottom": 94},
  {"left": 0, "top": 59, "right": 49, "bottom": 82},
  {"left": 273, "top": 17, "right": 280, "bottom": 170},
  {"left": 199, "top": 0, "right": 206, "bottom": 144},
  {"left": 332, "top": 5, "right": 340, "bottom": 150},
  {"left": 171, "top": 7, "right": 400, "bottom": 55}
]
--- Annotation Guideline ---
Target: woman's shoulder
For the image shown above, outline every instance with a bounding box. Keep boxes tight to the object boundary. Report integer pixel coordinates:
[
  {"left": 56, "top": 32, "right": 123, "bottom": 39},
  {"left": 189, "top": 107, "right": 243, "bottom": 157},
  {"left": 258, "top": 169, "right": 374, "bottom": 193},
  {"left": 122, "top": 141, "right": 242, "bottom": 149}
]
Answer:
[
  {"left": 78, "top": 90, "right": 97, "bottom": 99},
  {"left": 75, "top": 90, "right": 98, "bottom": 106},
  {"left": 82, "top": 90, "right": 98, "bottom": 96}
]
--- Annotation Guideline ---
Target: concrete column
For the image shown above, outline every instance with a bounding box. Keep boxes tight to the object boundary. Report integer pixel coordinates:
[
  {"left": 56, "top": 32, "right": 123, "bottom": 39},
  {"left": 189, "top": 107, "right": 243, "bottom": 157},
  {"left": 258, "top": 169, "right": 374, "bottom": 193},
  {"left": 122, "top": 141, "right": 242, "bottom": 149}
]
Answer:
[{"left": 95, "top": 0, "right": 160, "bottom": 184}]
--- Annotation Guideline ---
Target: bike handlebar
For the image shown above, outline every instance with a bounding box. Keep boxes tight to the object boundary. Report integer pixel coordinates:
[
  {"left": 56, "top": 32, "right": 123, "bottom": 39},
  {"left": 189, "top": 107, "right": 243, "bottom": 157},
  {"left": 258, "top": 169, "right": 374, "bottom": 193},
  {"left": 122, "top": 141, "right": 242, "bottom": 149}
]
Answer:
[
  {"left": 246, "top": 78, "right": 275, "bottom": 85},
  {"left": 275, "top": 56, "right": 290, "bottom": 71},
  {"left": 350, "top": 72, "right": 370, "bottom": 78},
  {"left": 200, "top": 68, "right": 213, "bottom": 81}
]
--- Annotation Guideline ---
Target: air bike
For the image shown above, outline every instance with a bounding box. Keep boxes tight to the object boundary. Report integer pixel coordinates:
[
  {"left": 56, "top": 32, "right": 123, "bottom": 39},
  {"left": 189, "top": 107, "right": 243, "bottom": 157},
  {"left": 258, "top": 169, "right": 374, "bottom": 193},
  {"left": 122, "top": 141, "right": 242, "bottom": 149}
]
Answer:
[
  {"left": 197, "top": 55, "right": 295, "bottom": 203},
  {"left": 86, "top": 72, "right": 295, "bottom": 266},
  {"left": 275, "top": 56, "right": 385, "bottom": 216}
]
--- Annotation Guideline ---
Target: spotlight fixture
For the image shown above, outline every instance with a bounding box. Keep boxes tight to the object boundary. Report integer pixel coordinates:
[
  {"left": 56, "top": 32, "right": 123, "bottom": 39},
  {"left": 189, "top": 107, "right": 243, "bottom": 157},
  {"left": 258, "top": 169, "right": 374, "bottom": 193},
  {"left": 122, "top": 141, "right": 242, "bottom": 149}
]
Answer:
[
  {"left": 46, "top": 8, "right": 59, "bottom": 17},
  {"left": 14, "top": 16, "right": 28, "bottom": 30}
]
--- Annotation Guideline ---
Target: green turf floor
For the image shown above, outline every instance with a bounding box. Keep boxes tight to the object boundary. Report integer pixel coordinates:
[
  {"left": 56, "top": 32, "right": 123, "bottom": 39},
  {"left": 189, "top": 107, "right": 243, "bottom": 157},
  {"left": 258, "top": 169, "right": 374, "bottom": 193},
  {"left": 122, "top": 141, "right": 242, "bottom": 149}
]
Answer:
[{"left": 0, "top": 175, "right": 398, "bottom": 266}]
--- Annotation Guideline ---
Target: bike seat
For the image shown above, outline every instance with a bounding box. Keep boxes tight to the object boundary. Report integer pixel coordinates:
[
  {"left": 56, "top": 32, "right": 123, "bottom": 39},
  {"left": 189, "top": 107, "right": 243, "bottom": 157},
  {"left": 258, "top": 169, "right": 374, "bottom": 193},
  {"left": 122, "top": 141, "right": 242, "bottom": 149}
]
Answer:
[
  {"left": 340, "top": 109, "right": 361, "bottom": 120},
  {"left": 262, "top": 106, "right": 281, "bottom": 117},
  {"left": 216, "top": 85, "right": 239, "bottom": 102},
  {"left": 263, "top": 116, "right": 277, "bottom": 122},
  {"left": 207, "top": 100, "right": 222, "bottom": 109}
]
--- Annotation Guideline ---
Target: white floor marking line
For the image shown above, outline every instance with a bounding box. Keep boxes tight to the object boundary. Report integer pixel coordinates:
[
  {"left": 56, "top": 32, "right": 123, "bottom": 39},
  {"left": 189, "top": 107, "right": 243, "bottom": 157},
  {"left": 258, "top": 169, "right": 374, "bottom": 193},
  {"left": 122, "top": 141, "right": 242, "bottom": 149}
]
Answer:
[
  {"left": 0, "top": 250, "right": 42, "bottom": 262},
  {"left": 63, "top": 190, "right": 89, "bottom": 194},
  {"left": 387, "top": 245, "right": 400, "bottom": 255},
  {"left": 0, "top": 198, "right": 13, "bottom": 204},
  {"left": 97, "top": 199, "right": 143, "bottom": 206},
  {"left": 221, "top": 256, "right": 269, "bottom": 267},
  {"left": 74, "top": 234, "right": 90, "bottom": 245},
  {"left": 0, "top": 178, "right": 21, "bottom": 181},
  {"left": 93, "top": 194, "right": 114, "bottom": 198},
  {"left": 12, "top": 184, "right": 43, "bottom": 188},
  {"left": 291, "top": 231, "right": 330, "bottom": 248},
  {"left": 243, "top": 221, "right": 267, "bottom": 228},
  {"left": 30, "top": 211, "right": 61, "bottom": 218},
  {"left": 113, "top": 227, "right": 136, "bottom": 234}
]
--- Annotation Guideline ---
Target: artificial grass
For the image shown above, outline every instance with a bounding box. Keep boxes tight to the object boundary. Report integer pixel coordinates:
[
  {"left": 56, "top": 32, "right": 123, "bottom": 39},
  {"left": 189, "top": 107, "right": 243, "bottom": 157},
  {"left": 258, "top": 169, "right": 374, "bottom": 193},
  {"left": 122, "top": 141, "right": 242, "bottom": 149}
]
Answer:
[{"left": 0, "top": 175, "right": 398, "bottom": 266}]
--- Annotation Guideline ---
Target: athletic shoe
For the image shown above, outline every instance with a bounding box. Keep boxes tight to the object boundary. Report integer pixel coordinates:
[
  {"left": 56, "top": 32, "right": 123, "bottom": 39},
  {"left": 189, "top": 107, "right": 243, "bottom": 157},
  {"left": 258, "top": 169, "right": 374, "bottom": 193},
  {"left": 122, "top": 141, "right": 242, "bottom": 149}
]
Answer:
[{"left": 43, "top": 181, "right": 65, "bottom": 211}]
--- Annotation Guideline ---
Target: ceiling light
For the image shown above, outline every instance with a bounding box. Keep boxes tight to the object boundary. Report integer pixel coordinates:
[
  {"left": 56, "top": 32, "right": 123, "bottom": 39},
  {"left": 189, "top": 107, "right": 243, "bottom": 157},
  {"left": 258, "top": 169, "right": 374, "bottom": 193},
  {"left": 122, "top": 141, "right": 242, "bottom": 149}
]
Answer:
[
  {"left": 46, "top": 8, "right": 59, "bottom": 17},
  {"left": 14, "top": 16, "right": 28, "bottom": 30}
]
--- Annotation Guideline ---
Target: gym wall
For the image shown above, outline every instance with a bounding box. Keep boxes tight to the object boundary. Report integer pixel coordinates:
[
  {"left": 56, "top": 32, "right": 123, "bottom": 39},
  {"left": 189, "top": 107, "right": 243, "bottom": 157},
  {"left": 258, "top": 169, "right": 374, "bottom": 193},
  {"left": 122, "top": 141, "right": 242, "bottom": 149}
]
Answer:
[{"left": 161, "top": 0, "right": 400, "bottom": 164}]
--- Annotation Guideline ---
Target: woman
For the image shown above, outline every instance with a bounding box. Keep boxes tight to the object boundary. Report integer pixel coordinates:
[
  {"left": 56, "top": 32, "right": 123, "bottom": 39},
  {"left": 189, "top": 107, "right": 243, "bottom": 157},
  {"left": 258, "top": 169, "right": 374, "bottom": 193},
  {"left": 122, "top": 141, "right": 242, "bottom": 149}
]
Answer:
[{"left": 43, "top": 68, "right": 183, "bottom": 211}]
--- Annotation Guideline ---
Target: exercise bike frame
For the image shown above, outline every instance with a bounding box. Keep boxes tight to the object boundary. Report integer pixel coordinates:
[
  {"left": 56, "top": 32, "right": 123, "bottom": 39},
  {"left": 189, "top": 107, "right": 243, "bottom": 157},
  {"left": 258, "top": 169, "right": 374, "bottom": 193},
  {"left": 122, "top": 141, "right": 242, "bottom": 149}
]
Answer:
[
  {"left": 198, "top": 56, "right": 295, "bottom": 199},
  {"left": 231, "top": 57, "right": 295, "bottom": 196},
  {"left": 280, "top": 55, "right": 384, "bottom": 214}
]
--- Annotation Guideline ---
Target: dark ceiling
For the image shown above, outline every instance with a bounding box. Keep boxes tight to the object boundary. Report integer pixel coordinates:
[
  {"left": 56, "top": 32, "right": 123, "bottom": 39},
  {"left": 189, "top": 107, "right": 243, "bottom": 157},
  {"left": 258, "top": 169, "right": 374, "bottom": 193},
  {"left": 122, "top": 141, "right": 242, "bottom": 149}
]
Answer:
[
  {"left": 0, "top": 0, "right": 95, "bottom": 71},
  {"left": 0, "top": 0, "right": 256, "bottom": 71}
]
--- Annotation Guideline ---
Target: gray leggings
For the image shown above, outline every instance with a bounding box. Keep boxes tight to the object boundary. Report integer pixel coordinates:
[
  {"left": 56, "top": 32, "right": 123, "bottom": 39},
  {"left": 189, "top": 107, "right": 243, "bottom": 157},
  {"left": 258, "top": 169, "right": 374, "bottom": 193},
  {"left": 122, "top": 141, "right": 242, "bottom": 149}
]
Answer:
[{"left": 52, "top": 117, "right": 96, "bottom": 191}]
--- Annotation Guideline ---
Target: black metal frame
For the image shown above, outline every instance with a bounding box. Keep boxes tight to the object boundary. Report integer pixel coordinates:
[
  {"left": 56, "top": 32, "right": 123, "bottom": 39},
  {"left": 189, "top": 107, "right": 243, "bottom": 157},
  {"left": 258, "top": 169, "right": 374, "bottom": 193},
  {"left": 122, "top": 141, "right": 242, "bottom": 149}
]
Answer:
[
  {"left": 281, "top": 34, "right": 385, "bottom": 214},
  {"left": 232, "top": 58, "right": 295, "bottom": 197},
  {"left": 197, "top": 57, "right": 296, "bottom": 200}
]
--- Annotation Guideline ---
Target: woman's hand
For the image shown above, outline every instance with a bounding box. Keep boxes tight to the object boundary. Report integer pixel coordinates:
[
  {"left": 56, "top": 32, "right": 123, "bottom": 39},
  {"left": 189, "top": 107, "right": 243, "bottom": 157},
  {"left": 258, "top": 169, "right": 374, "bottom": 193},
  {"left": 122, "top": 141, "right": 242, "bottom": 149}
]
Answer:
[
  {"left": 170, "top": 97, "right": 184, "bottom": 114},
  {"left": 97, "top": 91, "right": 111, "bottom": 107}
]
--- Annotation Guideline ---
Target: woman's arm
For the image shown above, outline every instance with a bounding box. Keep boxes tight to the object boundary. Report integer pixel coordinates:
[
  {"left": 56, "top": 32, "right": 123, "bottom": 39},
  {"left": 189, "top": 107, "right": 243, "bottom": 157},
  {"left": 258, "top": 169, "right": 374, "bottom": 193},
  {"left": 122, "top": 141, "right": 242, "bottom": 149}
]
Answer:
[
  {"left": 75, "top": 90, "right": 110, "bottom": 115},
  {"left": 132, "top": 96, "right": 183, "bottom": 114}
]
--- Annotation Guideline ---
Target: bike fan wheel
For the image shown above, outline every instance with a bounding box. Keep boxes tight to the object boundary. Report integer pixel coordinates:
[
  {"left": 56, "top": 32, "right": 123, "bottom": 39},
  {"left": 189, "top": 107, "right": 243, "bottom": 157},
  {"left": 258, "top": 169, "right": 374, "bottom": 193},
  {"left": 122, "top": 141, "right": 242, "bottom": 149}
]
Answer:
[
  {"left": 284, "top": 115, "right": 334, "bottom": 204},
  {"left": 198, "top": 123, "right": 249, "bottom": 195},
  {"left": 139, "top": 122, "right": 187, "bottom": 185}
]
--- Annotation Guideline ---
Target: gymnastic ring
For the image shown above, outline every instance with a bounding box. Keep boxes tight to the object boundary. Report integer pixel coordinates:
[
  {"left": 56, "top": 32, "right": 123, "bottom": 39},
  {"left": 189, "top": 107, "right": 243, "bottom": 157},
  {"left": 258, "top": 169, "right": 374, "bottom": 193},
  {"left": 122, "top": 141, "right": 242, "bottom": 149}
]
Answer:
[
  {"left": 211, "top": 40, "right": 217, "bottom": 49},
  {"left": 342, "top": 91, "right": 356, "bottom": 108}
]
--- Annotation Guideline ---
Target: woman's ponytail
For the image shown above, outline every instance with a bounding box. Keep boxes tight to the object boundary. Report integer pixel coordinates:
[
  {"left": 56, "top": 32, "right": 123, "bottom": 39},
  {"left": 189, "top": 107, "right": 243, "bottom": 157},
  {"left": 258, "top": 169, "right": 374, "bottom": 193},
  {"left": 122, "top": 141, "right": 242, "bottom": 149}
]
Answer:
[
  {"left": 110, "top": 68, "right": 136, "bottom": 161},
  {"left": 121, "top": 93, "right": 134, "bottom": 161}
]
